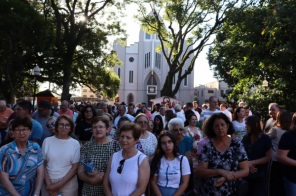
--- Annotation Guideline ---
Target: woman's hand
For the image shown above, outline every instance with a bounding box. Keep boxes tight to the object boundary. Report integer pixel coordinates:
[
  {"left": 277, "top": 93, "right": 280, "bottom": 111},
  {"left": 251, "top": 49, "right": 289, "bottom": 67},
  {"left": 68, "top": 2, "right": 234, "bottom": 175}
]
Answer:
[
  {"left": 88, "top": 172, "right": 105, "bottom": 184},
  {"left": 219, "top": 169, "right": 235, "bottom": 181},
  {"left": 215, "top": 177, "right": 226, "bottom": 187},
  {"left": 248, "top": 161, "right": 258, "bottom": 173}
]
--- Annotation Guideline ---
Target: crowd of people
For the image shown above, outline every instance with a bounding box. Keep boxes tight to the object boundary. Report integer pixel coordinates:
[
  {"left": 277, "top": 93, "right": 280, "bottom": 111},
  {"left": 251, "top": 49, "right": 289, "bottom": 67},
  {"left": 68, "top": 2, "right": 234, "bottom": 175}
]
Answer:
[{"left": 0, "top": 97, "right": 295, "bottom": 196}]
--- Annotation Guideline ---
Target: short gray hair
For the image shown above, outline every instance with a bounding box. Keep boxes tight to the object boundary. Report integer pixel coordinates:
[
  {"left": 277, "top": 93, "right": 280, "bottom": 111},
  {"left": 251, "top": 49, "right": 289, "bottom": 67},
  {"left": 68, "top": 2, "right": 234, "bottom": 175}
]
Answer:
[
  {"left": 168, "top": 117, "right": 184, "bottom": 131},
  {"left": 174, "top": 104, "right": 182, "bottom": 111}
]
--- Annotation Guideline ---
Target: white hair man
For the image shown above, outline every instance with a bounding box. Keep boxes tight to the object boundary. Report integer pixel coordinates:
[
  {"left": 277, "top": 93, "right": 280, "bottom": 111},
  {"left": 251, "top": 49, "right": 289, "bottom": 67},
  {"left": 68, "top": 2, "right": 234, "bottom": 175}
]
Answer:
[
  {"left": 174, "top": 104, "right": 186, "bottom": 122},
  {"left": 0, "top": 100, "right": 14, "bottom": 144}
]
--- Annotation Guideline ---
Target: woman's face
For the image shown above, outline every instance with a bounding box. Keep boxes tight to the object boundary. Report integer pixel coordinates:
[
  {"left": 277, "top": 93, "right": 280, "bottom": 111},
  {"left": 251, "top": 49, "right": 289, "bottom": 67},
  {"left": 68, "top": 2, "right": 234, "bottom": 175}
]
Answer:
[
  {"left": 246, "top": 122, "right": 251, "bottom": 133},
  {"left": 56, "top": 118, "right": 71, "bottom": 137},
  {"left": 161, "top": 135, "right": 174, "bottom": 155},
  {"left": 189, "top": 115, "right": 197, "bottom": 126},
  {"left": 12, "top": 125, "right": 31, "bottom": 143},
  {"left": 46, "top": 119, "right": 56, "bottom": 134},
  {"left": 154, "top": 118, "right": 161, "bottom": 125},
  {"left": 136, "top": 116, "right": 148, "bottom": 131},
  {"left": 92, "top": 121, "right": 108, "bottom": 140},
  {"left": 171, "top": 124, "right": 184, "bottom": 140},
  {"left": 84, "top": 107, "right": 94, "bottom": 119},
  {"left": 119, "top": 130, "right": 138, "bottom": 150},
  {"left": 101, "top": 114, "right": 113, "bottom": 129},
  {"left": 238, "top": 108, "right": 245, "bottom": 118},
  {"left": 213, "top": 118, "right": 229, "bottom": 138},
  {"left": 148, "top": 120, "right": 153, "bottom": 131}
]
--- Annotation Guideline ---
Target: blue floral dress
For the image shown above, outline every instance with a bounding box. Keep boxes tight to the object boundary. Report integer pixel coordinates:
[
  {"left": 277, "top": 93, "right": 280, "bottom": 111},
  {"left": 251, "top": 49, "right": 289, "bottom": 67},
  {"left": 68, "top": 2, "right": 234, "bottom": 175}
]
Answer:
[{"left": 199, "top": 139, "right": 248, "bottom": 195}]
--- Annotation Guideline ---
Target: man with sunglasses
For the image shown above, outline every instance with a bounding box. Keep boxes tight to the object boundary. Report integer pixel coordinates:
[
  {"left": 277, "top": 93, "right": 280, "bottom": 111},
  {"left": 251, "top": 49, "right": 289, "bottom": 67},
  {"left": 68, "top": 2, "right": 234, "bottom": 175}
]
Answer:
[
  {"left": 32, "top": 100, "right": 59, "bottom": 144},
  {"left": 14, "top": 100, "right": 43, "bottom": 146}
]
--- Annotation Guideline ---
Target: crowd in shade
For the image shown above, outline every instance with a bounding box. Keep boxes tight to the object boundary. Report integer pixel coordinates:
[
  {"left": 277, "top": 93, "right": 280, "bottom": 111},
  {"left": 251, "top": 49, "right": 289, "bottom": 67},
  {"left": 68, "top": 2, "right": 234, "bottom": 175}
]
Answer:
[{"left": 0, "top": 97, "right": 296, "bottom": 196}]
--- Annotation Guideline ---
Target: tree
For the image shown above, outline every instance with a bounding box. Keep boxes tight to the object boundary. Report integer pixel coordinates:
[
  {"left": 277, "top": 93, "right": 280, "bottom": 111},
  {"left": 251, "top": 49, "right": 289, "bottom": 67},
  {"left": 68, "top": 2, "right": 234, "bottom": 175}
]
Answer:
[
  {"left": 209, "top": 0, "right": 296, "bottom": 111},
  {"left": 137, "top": 0, "right": 251, "bottom": 97},
  {"left": 40, "top": 0, "right": 126, "bottom": 100},
  {"left": 0, "top": 0, "right": 52, "bottom": 103}
]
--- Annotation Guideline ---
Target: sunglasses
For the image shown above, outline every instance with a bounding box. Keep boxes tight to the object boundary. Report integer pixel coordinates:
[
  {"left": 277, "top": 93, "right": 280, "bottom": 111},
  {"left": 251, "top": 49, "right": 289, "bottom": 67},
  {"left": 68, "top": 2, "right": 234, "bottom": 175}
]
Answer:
[
  {"left": 117, "top": 159, "right": 125, "bottom": 174},
  {"left": 46, "top": 122, "right": 55, "bottom": 128}
]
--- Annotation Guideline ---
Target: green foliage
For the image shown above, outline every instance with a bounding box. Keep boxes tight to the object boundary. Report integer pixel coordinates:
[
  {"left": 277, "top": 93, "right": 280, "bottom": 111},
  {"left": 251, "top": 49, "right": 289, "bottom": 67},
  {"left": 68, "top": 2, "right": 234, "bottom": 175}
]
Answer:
[
  {"left": 39, "top": 0, "right": 126, "bottom": 100},
  {"left": 137, "top": 0, "right": 247, "bottom": 97},
  {"left": 209, "top": 1, "right": 296, "bottom": 112},
  {"left": 0, "top": 0, "right": 52, "bottom": 103}
]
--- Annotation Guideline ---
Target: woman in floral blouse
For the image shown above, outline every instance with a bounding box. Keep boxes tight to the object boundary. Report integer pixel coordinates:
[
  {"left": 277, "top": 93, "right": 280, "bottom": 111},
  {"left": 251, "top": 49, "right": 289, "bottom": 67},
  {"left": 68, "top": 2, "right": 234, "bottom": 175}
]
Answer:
[{"left": 197, "top": 113, "right": 249, "bottom": 195}]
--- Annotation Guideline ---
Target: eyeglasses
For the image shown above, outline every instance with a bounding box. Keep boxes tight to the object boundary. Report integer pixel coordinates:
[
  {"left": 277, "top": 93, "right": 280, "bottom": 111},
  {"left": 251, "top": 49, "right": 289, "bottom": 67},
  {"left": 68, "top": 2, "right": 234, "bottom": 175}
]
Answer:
[
  {"left": 85, "top": 109, "right": 93, "bottom": 113},
  {"left": 117, "top": 159, "right": 125, "bottom": 174},
  {"left": 13, "top": 129, "right": 30, "bottom": 133},
  {"left": 58, "top": 123, "right": 71, "bottom": 129},
  {"left": 137, "top": 121, "right": 148, "bottom": 125},
  {"left": 93, "top": 126, "right": 106, "bottom": 130},
  {"left": 172, "top": 128, "right": 184, "bottom": 133},
  {"left": 46, "top": 122, "right": 55, "bottom": 128}
]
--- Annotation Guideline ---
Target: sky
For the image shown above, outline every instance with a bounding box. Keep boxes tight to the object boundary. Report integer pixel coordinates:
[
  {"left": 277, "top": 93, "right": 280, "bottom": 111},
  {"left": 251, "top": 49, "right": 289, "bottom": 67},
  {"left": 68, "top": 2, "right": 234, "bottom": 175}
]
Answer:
[{"left": 122, "top": 4, "right": 217, "bottom": 87}]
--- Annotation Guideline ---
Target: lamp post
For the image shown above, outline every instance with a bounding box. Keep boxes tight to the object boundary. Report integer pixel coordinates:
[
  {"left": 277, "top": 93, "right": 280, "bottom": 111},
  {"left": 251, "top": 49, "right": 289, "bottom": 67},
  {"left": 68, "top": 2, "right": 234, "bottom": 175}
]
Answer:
[
  {"left": 32, "top": 65, "right": 41, "bottom": 111},
  {"left": 262, "top": 79, "right": 268, "bottom": 88}
]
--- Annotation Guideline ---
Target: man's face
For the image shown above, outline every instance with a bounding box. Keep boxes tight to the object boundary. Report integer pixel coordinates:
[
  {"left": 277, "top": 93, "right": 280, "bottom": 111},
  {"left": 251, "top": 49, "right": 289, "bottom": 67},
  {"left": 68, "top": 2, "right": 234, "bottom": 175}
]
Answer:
[
  {"left": 128, "top": 106, "right": 134, "bottom": 114},
  {"left": 0, "top": 103, "right": 6, "bottom": 112},
  {"left": 38, "top": 107, "right": 50, "bottom": 117},
  {"left": 269, "top": 105, "right": 279, "bottom": 119},
  {"left": 209, "top": 98, "right": 218, "bottom": 109},
  {"left": 193, "top": 102, "right": 198, "bottom": 109},
  {"left": 101, "top": 105, "right": 108, "bottom": 112},
  {"left": 118, "top": 107, "right": 126, "bottom": 116},
  {"left": 15, "top": 105, "right": 28, "bottom": 118},
  {"left": 60, "top": 101, "right": 68, "bottom": 112}
]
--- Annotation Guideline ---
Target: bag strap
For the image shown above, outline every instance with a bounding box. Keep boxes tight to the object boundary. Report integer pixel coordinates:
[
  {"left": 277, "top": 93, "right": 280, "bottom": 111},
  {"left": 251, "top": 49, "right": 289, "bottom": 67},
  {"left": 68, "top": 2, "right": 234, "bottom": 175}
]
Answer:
[
  {"left": 138, "top": 153, "right": 143, "bottom": 167},
  {"left": 179, "top": 155, "right": 184, "bottom": 185}
]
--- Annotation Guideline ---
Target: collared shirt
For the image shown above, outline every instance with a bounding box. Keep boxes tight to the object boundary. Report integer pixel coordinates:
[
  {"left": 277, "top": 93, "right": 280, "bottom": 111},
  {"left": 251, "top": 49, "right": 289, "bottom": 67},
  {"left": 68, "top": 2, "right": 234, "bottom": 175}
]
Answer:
[{"left": 0, "top": 141, "right": 43, "bottom": 195}]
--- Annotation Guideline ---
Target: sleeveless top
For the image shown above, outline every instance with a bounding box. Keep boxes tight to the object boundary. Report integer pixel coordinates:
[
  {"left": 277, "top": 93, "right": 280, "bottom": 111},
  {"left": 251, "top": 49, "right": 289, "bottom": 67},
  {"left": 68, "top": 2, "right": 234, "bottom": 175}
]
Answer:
[{"left": 109, "top": 149, "right": 146, "bottom": 196}]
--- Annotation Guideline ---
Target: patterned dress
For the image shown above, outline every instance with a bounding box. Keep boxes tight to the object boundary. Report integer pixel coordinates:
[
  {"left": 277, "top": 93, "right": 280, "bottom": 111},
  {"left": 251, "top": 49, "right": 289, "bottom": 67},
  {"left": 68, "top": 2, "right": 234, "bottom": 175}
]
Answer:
[
  {"left": 0, "top": 141, "right": 43, "bottom": 196},
  {"left": 80, "top": 140, "right": 121, "bottom": 196},
  {"left": 199, "top": 139, "right": 248, "bottom": 196}
]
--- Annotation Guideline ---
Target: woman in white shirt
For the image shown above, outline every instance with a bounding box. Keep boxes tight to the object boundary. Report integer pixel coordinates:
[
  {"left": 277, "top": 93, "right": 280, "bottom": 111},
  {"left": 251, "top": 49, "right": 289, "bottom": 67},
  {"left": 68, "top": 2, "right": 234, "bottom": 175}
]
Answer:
[
  {"left": 232, "top": 107, "right": 246, "bottom": 140},
  {"left": 103, "top": 122, "right": 150, "bottom": 196},
  {"left": 150, "top": 131, "right": 191, "bottom": 196},
  {"left": 42, "top": 115, "right": 80, "bottom": 196},
  {"left": 134, "top": 114, "right": 158, "bottom": 157}
]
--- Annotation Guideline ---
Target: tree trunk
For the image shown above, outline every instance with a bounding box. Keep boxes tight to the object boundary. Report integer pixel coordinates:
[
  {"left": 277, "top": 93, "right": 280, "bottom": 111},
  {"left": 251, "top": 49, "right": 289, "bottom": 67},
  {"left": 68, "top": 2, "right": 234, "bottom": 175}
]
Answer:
[
  {"left": 160, "top": 74, "right": 175, "bottom": 97},
  {"left": 61, "top": 58, "right": 72, "bottom": 101}
]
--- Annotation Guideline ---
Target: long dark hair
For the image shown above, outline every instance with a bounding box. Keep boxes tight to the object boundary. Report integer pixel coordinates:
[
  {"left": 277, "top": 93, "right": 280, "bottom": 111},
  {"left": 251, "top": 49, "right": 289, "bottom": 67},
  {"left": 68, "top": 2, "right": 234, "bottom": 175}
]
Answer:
[
  {"left": 243, "top": 115, "right": 263, "bottom": 143},
  {"left": 150, "top": 131, "right": 179, "bottom": 177},
  {"left": 153, "top": 115, "right": 164, "bottom": 136}
]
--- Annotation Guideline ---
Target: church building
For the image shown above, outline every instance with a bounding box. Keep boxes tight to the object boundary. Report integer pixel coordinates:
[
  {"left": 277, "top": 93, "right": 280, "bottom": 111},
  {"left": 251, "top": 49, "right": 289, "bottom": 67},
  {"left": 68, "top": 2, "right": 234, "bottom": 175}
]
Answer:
[{"left": 113, "top": 29, "right": 195, "bottom": 106}]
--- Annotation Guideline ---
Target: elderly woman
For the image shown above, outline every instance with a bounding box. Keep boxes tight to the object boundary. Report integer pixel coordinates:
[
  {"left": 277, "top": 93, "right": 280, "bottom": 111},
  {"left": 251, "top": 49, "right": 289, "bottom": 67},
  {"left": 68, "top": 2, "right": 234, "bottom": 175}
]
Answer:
[
  {"left": 197, "top": 113, "right": 249, "bottom": 195},
  {"left": 168, "top": 117, "right": 193, "bottom": 157},
  {"left": 42, "top": 115, "right": 80, "bottom": 196},
  {"left": 103, "top": 123, "right": 150, "bottom": 195},
  {"left": 0, "top": 117, "right": 44, "bottom": 195},
  {"left": 78, "top": 116, "right": 121, "bottom": 195},
  {"left": 134, "top": 114, "right": 158, "bottom": 157}
]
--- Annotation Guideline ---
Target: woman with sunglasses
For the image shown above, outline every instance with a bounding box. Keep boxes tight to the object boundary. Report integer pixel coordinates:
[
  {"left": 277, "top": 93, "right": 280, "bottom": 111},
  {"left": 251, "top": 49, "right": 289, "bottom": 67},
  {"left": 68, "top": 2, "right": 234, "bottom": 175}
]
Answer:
[
  {"left": 42, "top": 115, "right": 80, "bottom": 196},
  {"left": 150, "top": 131, "right": 191, "bottom": 195},
  {"left": 103, "top": 123, "right": 150, "bottom": 196}
]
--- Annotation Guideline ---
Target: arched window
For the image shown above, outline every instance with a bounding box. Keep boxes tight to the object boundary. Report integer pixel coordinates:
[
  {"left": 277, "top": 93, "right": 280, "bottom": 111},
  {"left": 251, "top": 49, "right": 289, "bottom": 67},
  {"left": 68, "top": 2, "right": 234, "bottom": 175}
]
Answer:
[
  {"left": 127, "top": 93, "right": 134, "bottom": 104},
  {"left": 147, "top": 75, "right": 157, "bottom": 85},
  {"left": 118, "top": 68, "right": 121, "bottom": 78}
]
